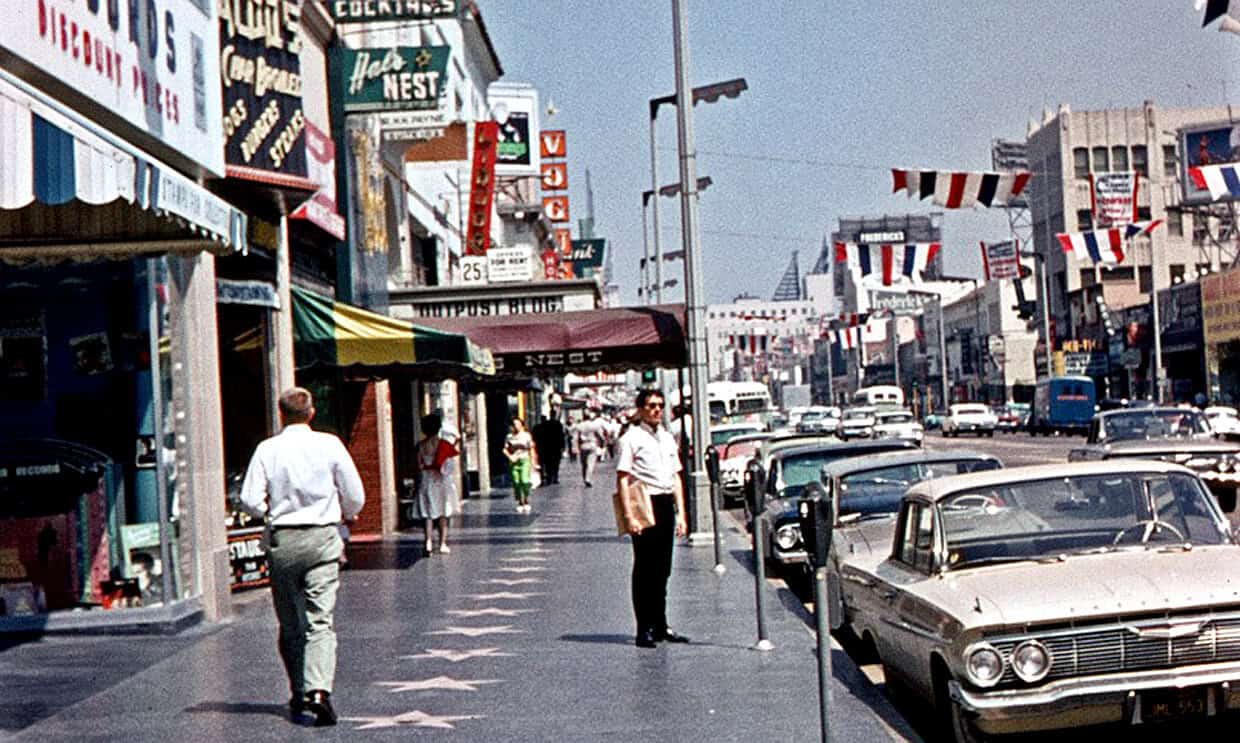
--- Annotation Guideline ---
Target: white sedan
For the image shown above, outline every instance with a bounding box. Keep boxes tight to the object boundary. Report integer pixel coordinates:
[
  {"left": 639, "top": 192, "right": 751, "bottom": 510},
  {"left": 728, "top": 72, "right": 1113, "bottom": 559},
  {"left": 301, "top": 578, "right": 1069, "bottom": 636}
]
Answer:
[
  {"left": 873, "top": 409, "right": 924, "bottom": 445},
  {"left": 942, "top": 403, "right": 997, "bottom": 437},
  {"left": 1206, "top": 406, "right": 1240, "bottom": 441}
]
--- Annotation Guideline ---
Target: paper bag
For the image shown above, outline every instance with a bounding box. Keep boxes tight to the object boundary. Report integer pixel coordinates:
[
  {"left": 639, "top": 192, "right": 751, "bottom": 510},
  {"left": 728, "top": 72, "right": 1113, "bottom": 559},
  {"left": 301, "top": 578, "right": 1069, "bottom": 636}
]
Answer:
[{"left": 612, "top": 477, "right": 655, "bottom": 536}]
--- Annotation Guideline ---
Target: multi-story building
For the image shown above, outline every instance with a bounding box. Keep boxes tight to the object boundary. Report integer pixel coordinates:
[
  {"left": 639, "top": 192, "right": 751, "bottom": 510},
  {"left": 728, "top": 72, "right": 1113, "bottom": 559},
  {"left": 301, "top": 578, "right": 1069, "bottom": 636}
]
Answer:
[{"left": 1026, "top": 101, "right": 1235, "bottom": 398}]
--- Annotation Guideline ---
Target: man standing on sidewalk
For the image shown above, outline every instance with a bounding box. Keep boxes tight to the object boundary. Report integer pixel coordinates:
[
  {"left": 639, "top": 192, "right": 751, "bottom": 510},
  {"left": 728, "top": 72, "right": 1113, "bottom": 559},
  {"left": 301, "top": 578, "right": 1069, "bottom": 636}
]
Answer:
[
  {"left": 240, "top": 387, "right": 365, "bottom": 726},
  {"left": 616, "top": 388, "right": 689, "bottom": 649},
  {"left": 532, "top": 408, "right": 566, "bottom": 485}
]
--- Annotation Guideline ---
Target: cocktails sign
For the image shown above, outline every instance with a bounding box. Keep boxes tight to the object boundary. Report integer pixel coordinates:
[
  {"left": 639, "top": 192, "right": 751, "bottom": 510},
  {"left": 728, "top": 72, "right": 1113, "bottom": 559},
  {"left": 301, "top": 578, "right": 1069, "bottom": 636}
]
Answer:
[
  {"left": 328, "top": 0, "right": 459, "bottom": 23},
  {"left": 340, "top": 46, "right": 450, "bottom": 113}
]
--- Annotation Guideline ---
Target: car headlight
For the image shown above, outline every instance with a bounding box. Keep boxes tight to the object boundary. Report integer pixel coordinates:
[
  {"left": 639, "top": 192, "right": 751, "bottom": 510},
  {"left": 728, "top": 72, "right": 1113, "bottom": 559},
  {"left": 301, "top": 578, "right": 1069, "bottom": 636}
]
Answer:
[
  {"left": 1010, "top": 640, "right": 1051, "bottom": 683},
  {"left": 774, "top": 524, "right": 801, "bottom": 550},
  {"left": 964, "top": 643, "right": 1004, "bottom": 688},
  {"left": 1218, "top": 454, "right": 1236, "bottom": 473},
  {"left": 1185, "top": 456, "right": 1219, "bottom": 471}
]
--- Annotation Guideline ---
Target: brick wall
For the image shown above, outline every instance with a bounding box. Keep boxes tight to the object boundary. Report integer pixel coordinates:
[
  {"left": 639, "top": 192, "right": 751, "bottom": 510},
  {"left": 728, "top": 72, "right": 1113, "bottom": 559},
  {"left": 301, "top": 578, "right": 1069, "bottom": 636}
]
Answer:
[{"left": 346, "top": 381, "right": 384, "bottom": 537}]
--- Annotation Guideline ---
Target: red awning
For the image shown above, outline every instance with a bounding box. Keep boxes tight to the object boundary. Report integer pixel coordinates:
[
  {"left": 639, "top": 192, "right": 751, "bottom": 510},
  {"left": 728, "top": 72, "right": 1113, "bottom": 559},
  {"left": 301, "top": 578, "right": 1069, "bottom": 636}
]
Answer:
[{"left": 412, "top": 304, "right": 686, "bottom": 376}]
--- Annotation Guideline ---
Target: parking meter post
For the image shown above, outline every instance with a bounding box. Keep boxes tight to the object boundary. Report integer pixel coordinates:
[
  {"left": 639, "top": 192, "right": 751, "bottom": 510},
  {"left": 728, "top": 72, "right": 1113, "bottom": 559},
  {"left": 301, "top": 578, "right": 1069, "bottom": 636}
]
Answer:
[
  {"left": 706, "top": 447, "right": 725, "bottom": 574},
  {"left": 751, "top": 513, "right": 774, "bottom": 651},
  {"left": 813, "top": 565, "right": 832, "bottom": 743}
]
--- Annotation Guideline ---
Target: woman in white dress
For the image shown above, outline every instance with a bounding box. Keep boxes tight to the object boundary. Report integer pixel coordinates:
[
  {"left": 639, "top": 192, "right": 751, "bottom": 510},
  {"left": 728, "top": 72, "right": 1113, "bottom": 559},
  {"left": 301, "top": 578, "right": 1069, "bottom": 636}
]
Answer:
[{"left": 414, "top": 413, "right": 459, "bottom": 555}]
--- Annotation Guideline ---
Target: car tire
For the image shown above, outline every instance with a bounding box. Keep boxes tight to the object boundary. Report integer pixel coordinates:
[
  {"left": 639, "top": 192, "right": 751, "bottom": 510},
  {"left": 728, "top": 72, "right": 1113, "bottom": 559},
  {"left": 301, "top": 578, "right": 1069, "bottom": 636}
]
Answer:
[{"left": 935, "top": 663, "right": 991, "bottom": 743}]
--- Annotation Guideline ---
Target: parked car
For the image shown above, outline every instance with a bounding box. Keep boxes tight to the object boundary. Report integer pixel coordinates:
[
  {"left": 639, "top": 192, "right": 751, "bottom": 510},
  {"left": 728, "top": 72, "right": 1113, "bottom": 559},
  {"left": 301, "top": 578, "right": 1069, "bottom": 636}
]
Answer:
[
  {"left": 942, "top": 403, "right": 997, "bottom": 438},
  {"left": 709, "top": 422, "right": 764, "bottom": 448},
  {"left": 714, "top": 433, "right": 771, "bottom": 507},
  {"left": 993, "top": 403, "right": 1030, "bottom": 433},
  {"left": 742, "top": 438, "right": 913, "bottom": 523},
  {"left": 1068, "top": 407, "right": 1240, "bottom": 511},
  {"left": 872, "top": 409, "right": 924, "bottom": 446},
  {"left": 844, "top": 460, "right": 1240, "bottom": 742},
  {"left": 836, "top": 406, "right": 878, "bottom": 440},
  {"left": 1205, "top": 405, "right": 1240, "bottom": 441},
  {"left": 763, "top": 450, "right": 1001, "bottom": 580}
]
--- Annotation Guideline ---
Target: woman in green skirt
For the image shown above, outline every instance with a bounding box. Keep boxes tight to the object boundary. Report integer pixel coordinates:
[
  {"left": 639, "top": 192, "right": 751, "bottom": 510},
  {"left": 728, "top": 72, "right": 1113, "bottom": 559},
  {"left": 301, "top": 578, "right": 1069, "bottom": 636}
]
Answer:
[{"left": 503, "top": 418, "right": 537, "bottom": 513}]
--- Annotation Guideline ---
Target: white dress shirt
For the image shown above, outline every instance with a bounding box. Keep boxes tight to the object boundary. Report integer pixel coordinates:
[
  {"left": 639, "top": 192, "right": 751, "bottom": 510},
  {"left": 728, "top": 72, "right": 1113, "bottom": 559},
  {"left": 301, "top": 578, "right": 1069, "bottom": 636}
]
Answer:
[
  {"left": 239, "top": 424, "right": 366, "bottom": 527},
  {"left": 616, "top": 422, "right": 682, "bottom": 495}
]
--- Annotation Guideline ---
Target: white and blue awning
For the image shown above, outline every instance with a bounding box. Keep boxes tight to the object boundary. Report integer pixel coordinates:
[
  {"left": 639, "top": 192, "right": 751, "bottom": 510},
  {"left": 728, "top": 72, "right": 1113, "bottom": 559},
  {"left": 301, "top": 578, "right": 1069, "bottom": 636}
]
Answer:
[{"left": 0, "top": 70, "right": 246, "bottom": 255}]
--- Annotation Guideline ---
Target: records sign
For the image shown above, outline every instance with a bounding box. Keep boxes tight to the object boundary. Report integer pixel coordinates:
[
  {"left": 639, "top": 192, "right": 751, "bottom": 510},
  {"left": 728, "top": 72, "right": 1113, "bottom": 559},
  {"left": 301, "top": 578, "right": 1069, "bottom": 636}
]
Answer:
[
  {"left": 340, "top": 47, "right": 450, "bottom": 113},
  {"left": 328, "top": 0, "right": 460, "bottom": 23},
  {"left": 220, "top": 0, "right": 307, "bottom": 178}
]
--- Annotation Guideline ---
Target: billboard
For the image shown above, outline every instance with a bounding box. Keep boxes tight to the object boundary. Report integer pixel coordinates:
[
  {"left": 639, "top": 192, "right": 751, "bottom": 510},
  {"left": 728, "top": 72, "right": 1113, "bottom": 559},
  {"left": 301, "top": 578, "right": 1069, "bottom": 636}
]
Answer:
[
  {"left": 340, "top": 47, "right": 450, "bottom": 113},
  {"left": 488, "top": 84, "right": 541, "bottom": 177},
  {"left": 1089, "top": 172, "right": 1138, "bottom": 227},
  {"left": 1180, "top": 120, "right": 1240, "bottom": 205},
  {"left": 1, "top": 0, "right": 224, "bottom": 175}
]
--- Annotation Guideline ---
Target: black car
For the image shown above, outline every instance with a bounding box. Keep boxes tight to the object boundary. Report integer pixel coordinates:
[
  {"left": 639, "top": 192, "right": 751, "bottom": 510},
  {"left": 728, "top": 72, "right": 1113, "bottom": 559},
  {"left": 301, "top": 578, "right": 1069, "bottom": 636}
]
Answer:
[{"left": 1069, "top": 407, "right": 1240, "bottom": 511}]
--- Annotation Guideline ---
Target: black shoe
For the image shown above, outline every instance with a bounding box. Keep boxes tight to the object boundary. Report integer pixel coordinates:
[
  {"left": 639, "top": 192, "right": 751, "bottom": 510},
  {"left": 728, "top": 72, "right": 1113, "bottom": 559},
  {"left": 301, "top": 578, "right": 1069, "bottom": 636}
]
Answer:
[
  {"left": 635, "top": 629, "right": 658, "bottom": 648},
  {"left": 303, "top": 690, "right": 337, "bottom": 727},
  {"left": 584, "top": 481, "right": 592, "bottom": 488},
  {"left": 289, "top": 695, "right": 306, "bottom": 716},
  {"left": 656, "top": 628, "right": 691, "bottom": 644}
]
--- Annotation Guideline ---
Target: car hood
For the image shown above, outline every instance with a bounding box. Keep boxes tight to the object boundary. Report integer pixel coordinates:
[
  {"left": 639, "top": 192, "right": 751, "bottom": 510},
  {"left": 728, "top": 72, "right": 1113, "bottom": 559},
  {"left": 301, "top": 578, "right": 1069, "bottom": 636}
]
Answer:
[{"left": 923, "top": 546, "right": 1240, "bottom": 630}]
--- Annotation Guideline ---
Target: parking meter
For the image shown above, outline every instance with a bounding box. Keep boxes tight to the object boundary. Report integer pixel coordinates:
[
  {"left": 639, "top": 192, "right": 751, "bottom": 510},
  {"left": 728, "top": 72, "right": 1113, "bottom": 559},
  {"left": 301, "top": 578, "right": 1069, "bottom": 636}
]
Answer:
[
  {"left": 744, "top": 459, "right": 767, "bottom": 517},
  {"left": 798, "top": 490, "right": 834, "bottom": 569},
  {"left": 706, "top": 445, "right": 720, "bottom": 485}
]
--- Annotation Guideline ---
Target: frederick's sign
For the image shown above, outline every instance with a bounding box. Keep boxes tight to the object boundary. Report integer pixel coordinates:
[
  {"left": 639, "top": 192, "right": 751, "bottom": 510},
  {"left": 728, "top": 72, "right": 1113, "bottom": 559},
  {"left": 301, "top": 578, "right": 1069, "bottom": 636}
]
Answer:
[
  {"left": 4, "top": 0, "right": 223, "bottom": 174},
  {"left": 328, "top": 0, "right": 458, "bottom": 23},
  {"left": 340, "top": 46, "right": 449, "bottom": 113}
]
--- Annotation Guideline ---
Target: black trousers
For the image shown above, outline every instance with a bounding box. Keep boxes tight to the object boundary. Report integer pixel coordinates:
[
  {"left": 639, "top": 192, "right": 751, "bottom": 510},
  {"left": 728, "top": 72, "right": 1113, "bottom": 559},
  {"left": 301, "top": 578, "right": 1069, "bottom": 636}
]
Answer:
[
  {"left": 631, "top": 493, "right": 675, "bottom": 634},
  {"left": 542, "top": 451, "right": 562, "bottom": 483}
]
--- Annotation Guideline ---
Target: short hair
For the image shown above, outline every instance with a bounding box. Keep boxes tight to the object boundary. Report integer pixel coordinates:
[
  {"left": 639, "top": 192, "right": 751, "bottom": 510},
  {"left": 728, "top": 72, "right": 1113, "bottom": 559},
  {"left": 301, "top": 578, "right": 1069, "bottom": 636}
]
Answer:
[
  {"left": 132, "top": 552, "right": 155, "bottom": 570},
  {"left": 635, "top": 388, "right": 665, "bottom": 410},
  {"left": 279, "top": 387, "right": 314, "bottom": 423},
  {"left": 421, "top": 413, "right": 442, "bottom": 436}
]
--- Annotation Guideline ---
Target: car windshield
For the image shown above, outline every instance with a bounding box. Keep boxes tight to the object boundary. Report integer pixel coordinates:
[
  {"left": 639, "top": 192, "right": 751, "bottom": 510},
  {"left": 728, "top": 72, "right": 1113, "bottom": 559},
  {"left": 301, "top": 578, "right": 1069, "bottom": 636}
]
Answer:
[
  {"left": 839, "top": 458, "right": 999, "bottom": 518},
  {"left": 1100, "top": 410, "right": 1212, "bottom": 442},
  {"left": 939, "top": 473, "right": 1228, "bottom": 570},
  {"left": 778, "top": 451, "right": 848, "bottom": 498},
  {"left": 878, "top": 413, "right": 913, "bottom": 424},
  {"left": 801, "top": 411, "right": 827, "bottom": 421},
  {"left": 722, "top": 439, "right": 762, "bottom": 460},
  {"left": 711, "top": 428, "right": 754, "bottom": 446},
  {"left": 844, "top": 409, "right": 872, "bottom": 420}
]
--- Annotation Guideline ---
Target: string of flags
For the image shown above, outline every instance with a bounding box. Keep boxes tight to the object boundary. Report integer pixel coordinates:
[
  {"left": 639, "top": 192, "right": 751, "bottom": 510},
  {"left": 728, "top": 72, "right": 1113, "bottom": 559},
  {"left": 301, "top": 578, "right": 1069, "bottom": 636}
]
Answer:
[
  {"left": 1199, "top": 0, "right": 1231, "bottom": 27},
  {"left": 891, "top": 169, "right": 1031, "bottom": 208},
  {"left": 1188, "top": 164, "right": 1240, "bottom": 201},
  {"left": 830, "top": 327, "right": 863, "bottom": 350},
  {"left": 1055, "top": 220, "right": 1162, "bottom": 265},
  {"left": 834, "top": 241, "right": 940, "bottom": 285}
]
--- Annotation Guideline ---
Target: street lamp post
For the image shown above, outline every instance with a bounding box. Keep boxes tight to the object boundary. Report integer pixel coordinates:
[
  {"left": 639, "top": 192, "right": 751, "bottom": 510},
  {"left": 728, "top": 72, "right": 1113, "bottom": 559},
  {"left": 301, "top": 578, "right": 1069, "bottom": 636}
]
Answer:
[
  {"left": 642, "top": 177, "right": 712, "bottom": 305},
  {"left": 641, "top": 197, "right": 651, "bottom": 306}
]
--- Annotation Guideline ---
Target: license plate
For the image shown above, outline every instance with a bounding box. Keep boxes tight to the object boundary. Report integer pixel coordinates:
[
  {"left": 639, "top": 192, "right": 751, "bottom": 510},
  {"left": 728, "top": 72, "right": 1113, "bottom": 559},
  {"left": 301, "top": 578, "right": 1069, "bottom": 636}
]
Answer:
[{"left": 1140, "top": 686, "right": 1210, "bottom": 723}]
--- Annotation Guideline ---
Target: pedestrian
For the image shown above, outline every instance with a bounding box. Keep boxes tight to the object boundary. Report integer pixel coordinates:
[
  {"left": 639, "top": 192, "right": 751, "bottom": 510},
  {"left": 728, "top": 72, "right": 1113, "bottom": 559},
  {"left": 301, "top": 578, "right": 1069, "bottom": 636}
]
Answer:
[
  {"left": 239, "top": 387, "right": 365, "bottom": 726},
  {"left": 574, "top": 410, "right": 605, "bottom": 487},
  {"left": 531, "top": 408, "right": 567, "bottom": 485},
  {"left": 504, "top": 418, "right": 536, "bottom": 513},
  {"left": 615, "top": 388, "right": 689, "bottom": 649},
  {"left": 413, "top": 412, "right": 460, "bottom": 556}
]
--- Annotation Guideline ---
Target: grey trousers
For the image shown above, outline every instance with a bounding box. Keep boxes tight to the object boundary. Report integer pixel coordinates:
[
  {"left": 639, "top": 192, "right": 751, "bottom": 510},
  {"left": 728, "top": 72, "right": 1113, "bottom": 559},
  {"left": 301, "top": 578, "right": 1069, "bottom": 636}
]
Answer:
[{"left": 268, "top": 525, "right": 343, "bottom": 697}]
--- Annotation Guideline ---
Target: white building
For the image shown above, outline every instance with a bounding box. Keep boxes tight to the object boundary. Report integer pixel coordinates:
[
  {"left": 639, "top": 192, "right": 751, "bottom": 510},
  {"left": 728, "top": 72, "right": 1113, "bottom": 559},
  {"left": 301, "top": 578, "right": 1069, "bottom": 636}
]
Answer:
[{"left": 940, "top": 276, "right": 1039, "bottom": 403}]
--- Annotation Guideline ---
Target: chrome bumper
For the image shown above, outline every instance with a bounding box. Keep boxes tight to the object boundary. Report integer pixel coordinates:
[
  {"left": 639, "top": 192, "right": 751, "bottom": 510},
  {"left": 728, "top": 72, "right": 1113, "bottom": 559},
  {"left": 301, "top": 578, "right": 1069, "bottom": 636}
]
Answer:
[{"left": 950, "top": 660, "right": 1240, "bottom": 734}]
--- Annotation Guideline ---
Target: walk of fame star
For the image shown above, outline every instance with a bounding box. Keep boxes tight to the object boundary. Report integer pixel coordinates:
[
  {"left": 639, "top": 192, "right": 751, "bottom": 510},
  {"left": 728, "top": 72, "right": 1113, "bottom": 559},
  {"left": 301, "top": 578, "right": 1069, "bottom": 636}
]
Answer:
[
  {"left": 492, "top": 566, "right": 547, "bottom": 573},
  {"left": 445, "top": 607, "right": 536, "bottom": 618},
  {"left": 399, "top": 648, "right": 514, "bottom": 662},
  {"left": 463, "top": 591, "right": 545, "bottom": 600},
  {"left": 341, "top": 710, "right": 481, "bottom": 730},
  {"left": 375, "top": 676, "right": 501, "bottom": 692},
  {"left": 426, "top": 624, "right": 523, "bottom": 637},
  {"left": 499, "top": 555, "right": 549, "bottom": 562},
  {"left": 481, "top": 578, "right": 544, "bottom": 586}
]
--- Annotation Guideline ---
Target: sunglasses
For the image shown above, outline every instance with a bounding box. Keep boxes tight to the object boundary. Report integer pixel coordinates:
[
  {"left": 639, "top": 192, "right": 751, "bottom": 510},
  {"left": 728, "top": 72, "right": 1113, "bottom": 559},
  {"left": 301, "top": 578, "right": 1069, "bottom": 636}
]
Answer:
[{"left": 644, "top": 402, "right": 665, "bottom": 409}]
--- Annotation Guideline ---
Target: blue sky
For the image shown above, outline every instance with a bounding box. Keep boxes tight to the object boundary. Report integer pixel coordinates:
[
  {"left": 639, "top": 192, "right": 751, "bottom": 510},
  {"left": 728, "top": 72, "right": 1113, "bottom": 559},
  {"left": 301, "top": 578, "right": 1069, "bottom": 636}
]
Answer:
[{"left": 480, "top": 2, "right": 1240, "bottom": 305}]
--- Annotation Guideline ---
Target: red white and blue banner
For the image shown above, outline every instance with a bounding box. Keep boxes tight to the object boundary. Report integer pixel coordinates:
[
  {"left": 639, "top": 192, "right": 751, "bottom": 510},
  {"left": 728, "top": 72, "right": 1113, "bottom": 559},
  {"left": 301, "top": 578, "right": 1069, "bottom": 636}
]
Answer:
[
  {"left": 834, "top": 241, "right": 940, "bottom": 285},
  {"left": 1200, "top": 0, "right": 1231, "bottom": 26},
  {"left": 1056, "top": 220, "right": 1162, "bottom": 265},
  {"left": 891, "top": 169, "right": 1031, "bottom": 208},
  {"left": 1188, "top": 164, "right": 1240, "bottom": 201},
  {"left": 1089, "top": 172, "right": 1139, "bottom": 227}
]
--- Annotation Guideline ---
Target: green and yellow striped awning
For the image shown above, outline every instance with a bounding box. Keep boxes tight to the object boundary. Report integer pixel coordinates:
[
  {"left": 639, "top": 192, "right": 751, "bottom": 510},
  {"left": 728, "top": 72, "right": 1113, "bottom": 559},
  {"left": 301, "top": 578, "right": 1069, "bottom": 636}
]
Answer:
[{"left": 292, "top": 287, "right": 494, "bottom": 378}]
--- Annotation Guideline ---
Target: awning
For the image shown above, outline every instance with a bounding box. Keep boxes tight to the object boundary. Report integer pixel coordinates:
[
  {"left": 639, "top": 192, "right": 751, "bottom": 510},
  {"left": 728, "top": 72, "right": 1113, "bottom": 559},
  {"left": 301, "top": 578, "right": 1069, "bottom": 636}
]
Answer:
[
  {"left": 292, "top": 288, "right": 495, "bottom": 378},
  {"left": 0, "top": 70, "right": 246, "bottom": 258},
  {"left": 412, "top": 304, "right": 687, "bottom": 376}
]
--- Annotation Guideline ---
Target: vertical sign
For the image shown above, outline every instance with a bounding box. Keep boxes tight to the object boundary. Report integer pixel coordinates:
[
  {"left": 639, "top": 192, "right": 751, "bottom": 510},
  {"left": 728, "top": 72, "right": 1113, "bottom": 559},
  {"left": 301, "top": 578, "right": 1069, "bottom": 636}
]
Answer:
[
  {"left": 543, "top": 195, "right": 570, "bottom": 223},
  {"left": 541, "top": 162, "right": 568, "bottom": 190},
  {"left": 539, "top": 130, "right": 569, "bottom": 274},
  {"left": 466, "top": 121, "right": 499, "bottom": 256},
  {"left": 541, "top": 248, "right": 561, "bottom": 279},
  {"left": 551, "top": 228, "right": 572, "bottom": 257},
  {"left": 540, "top": 130, "right": 566, "bottom": 158}
]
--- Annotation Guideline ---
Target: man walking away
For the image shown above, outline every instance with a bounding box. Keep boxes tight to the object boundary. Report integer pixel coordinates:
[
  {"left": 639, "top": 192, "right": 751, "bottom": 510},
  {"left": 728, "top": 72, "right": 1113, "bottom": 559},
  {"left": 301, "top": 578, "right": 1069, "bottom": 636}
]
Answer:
[
  {"left": 616, "top": 388, "right": 689, "bottom": 648},
  {"left": 240, "top": 387, "right": 365, "bottom": 726},
  {"left": 532, "top": 408, "right": 566, "bottom": 485},
  {"left": 574, "top": 410, "right": 605, "bottom": 487}
]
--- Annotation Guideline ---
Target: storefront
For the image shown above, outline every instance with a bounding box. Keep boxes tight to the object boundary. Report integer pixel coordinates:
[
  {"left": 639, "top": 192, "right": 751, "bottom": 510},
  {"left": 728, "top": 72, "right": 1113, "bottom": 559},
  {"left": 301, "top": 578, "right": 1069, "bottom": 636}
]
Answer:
[
  {"left": 1158, "top": 281, "right": 1206, "bottom": 403},
  {"left": 0, "top": 4, "right": 247, "bottom": 629},
  {"left": 1203, "top": 267, "right": 1240, "bottom": 406}
]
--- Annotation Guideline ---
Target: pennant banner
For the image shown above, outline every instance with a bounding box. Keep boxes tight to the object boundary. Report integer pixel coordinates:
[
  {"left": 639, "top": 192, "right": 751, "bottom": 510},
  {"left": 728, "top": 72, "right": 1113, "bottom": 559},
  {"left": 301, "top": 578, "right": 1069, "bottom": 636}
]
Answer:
[
  {"left": 1200, "top": 0, "right": 1231, "bottom": 27},
  {"left": 833, "top": 241, "right": 940, "bottom": 285},
  {"left": 1055, "top": 220, "right": 1163, "bottom": 265},
  {"left": 891, "top": 168, "right": 1031, "bottom": 208},
  {"left": 832, "top": 327, "right": 862, "bottom": 351},
  {"left": 1188, "top": 164, "right": 1240, "bottom": 201}
]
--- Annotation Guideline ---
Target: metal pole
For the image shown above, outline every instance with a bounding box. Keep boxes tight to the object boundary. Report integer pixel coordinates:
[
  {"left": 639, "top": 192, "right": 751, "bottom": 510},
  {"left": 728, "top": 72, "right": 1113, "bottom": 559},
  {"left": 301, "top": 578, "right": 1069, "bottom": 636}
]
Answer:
[
  {"left": 670, "top": 0, "right": 715, "bottom": 541},
  {"left": 937, "top": 293, "right": 950, "bottom": 409},
  {"left": 709, "top": 480, "right": 725, "bottom": 575},
  {"left": 751, "top": 514, "right": 774, "bottom": 650},
  {"left": 641, "top": 199, "right": 651, "bottom": 305},
  {"left": 649, "top": 115, "right": 664, "bottom": 306},
  {"left": 890, "top": 314, "right": 900, "bottom": 389},
  {"left": 1039, "top": 238, "right": 1054, "bottom": 382},
  {"left": 1150, "top": 237, "right": 1165, "bottom": 403},
  {"left": 812, "top": 566, "right": 833, "bottom": 743}
]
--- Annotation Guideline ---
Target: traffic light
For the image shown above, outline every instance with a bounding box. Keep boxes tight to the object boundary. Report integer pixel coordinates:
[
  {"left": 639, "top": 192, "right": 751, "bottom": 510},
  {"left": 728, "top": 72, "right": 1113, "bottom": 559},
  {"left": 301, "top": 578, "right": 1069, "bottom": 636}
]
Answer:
[{"left": 641, "top": 369, "right": 657, "bottom": 384}]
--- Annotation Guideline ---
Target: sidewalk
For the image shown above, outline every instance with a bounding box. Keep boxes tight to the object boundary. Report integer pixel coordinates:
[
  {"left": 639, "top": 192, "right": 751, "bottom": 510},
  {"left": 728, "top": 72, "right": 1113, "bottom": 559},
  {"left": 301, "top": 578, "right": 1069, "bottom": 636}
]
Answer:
[{"left": 1, "top": 458, "right": 914, "bottom": 742}]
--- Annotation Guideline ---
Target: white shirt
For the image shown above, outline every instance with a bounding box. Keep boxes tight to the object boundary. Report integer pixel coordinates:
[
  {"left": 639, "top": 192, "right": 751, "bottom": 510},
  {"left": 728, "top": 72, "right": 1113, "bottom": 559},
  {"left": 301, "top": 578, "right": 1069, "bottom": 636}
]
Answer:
[
  {"left": 616, "top": 422, "right": 682, "bottom": 494},
  {"left": 239, "top": 424, "right": 366, "bottom": 527}
]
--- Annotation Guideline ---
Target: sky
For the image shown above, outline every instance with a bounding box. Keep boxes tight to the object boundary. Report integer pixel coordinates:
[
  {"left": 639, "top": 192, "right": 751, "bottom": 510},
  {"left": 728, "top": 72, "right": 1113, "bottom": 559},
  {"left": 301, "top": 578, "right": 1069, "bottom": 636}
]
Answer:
[{"left": 480, "top": 2, "right": 1240, "bottom": 306}]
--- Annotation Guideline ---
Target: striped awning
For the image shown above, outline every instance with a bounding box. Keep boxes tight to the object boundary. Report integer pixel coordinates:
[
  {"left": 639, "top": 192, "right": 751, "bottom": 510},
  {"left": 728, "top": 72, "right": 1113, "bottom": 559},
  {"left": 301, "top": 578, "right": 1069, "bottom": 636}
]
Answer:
[{"left": 0, "top": 70, "right": 246, "bottom": 253}]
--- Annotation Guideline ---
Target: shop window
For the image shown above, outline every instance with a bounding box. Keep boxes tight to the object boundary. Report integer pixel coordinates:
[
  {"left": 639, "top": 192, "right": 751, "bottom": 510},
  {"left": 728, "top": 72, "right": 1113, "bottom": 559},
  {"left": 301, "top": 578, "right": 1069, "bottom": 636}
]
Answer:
[
  {"left": 1092, "top": 147, "right": 1110, "bottom": 172},
  {"left": 1073, "top": 148, "right": 1090, "bottom": 179},
  {"left": 1076, "top": 209, "right": 1094, "bottom": 231},
  {"left": 1163, "top": 144, "right": 1178, "bottom": 178},
  {"left": 1139, "top": 266, "right": 1153, "bottom": 293},
  {"left": 1102, "top": 266, "right": 1135, "bottom": 282},
  {"left": 1080, "top": 268, "right": 1098, "bottom": 288},
  {"left": 1111, "top": 146, "right": 1129, "bottom": 171},
  {"left": 1132, "top": 145, "right": 1148, "bottom": 177},
  {"left": 1167, "top": 209, "right": 1183, "bottom": 237}
]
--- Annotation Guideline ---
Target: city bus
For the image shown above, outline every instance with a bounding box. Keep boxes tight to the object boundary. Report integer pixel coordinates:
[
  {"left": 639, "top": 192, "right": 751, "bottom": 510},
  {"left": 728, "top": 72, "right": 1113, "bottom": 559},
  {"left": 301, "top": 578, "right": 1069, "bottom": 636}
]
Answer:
[{"left": 707, "top": 381, "right": 774, "bottom": 425}]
